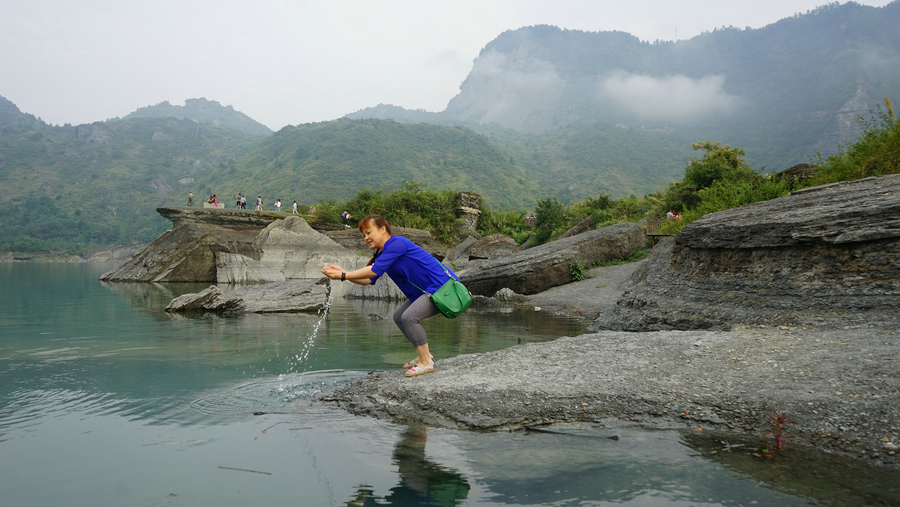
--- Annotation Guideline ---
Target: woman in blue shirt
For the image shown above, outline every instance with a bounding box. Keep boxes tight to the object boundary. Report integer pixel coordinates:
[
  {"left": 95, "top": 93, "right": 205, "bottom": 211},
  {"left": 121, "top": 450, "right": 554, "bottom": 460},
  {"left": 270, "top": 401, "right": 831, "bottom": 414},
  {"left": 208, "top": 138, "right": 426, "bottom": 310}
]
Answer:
[{"left": 321, "top": 215, "right": 457, "bottom": 377}]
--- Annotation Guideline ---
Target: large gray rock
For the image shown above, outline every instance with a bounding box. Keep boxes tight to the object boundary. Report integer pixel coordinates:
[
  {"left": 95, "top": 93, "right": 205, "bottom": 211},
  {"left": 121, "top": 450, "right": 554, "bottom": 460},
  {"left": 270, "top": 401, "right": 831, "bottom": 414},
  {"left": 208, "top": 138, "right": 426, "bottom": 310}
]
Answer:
[
  {"left": 165, "top": 278, "right": 330, "bottom": 314},
  {"left": 556, "top": 217, "right": 595, "bottom": 240},
  {"left": 446, "top": 234, "right": 519, "bottom": 270},
  {"left": 100, "top": 208, "right": 360, "bottom": 284},
  {"left": 215, "top": 216, "right": 362, "bottom": 283},
  {"left": 592, "top": 174, "right": 900, "bottom": 331},
  {"left": 101, "top": 207, "right": 283, "bottom": 282},
  {"left": 459, "top": 222, "right": 646, "bottom": 295}
]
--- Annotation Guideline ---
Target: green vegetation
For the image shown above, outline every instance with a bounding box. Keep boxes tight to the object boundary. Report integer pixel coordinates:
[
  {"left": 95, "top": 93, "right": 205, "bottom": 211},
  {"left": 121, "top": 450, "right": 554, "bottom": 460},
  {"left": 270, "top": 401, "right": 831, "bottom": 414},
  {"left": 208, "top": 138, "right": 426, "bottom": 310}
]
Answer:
[
  {"left": 594, "top": 248, "right": 651, "bottom": 267},
  {"left": 332, "top": 181, "right": 461, "bottom": 246},
  {"left": 648, "top": 141, "right": 791, "bottom": 234},
  {"left": 808, "top": 98, "right": 900, "bottom": 185},
  {"left": 227, "top": 118, "right": 543, "bottom": 211},
  {"left": 569, "top": 261, "right": 587, "bottom": 282},
  {"left": 0, "top": 109, "right": 260, "bottom": 254}
]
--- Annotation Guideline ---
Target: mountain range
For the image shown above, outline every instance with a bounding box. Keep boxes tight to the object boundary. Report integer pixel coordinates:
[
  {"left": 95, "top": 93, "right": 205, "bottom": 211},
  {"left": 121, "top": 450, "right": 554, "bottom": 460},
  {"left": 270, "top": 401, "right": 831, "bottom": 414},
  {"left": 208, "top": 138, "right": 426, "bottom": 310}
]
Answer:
[{"left": 2, "top": 1, "right": 899, "bottom": 254}]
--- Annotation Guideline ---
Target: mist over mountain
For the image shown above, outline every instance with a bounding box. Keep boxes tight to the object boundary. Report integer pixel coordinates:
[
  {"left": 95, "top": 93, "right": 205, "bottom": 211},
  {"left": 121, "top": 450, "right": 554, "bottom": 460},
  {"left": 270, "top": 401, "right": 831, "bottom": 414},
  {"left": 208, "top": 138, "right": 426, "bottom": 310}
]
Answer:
[{"left": 353, "top": 1, "right": 900, "bottom": 180}]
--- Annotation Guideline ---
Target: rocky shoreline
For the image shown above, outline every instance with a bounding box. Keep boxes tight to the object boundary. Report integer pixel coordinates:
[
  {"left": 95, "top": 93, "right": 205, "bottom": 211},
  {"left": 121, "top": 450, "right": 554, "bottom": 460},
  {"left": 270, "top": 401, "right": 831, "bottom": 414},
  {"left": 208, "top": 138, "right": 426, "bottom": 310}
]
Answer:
[
  {"left": 316, "top": 275, "right": 900, "bottom": 469},
  {"left": 317, "top": 175, "right": 900, "bottom": 469}
]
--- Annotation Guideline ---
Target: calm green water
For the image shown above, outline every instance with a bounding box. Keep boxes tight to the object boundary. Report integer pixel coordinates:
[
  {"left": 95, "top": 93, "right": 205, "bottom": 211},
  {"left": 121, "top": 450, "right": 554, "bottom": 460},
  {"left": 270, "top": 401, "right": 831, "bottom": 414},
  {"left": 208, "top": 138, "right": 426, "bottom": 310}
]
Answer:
[{"left": 1, "top": 263, "right": 897, "bottom": 506}]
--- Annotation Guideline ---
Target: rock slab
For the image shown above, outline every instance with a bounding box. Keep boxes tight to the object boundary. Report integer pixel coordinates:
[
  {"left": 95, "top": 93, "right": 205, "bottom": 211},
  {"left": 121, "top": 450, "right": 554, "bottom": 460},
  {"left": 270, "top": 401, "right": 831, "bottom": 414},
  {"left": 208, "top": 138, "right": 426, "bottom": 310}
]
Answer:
[
  {"left": 459, "top": 222, "right": 645, "bottom": 295},
  {"left": 165, "top": 278, "right": 330, "bottom": 314},
  {"left": 101, "top": 207, "right": 283, "bottom": 282}
]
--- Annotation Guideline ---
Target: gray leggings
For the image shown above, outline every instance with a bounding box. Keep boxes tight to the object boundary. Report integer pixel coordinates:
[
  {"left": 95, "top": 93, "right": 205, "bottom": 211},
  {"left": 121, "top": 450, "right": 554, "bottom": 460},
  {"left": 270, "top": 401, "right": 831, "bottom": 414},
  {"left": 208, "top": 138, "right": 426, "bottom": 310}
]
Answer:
[{"left": 393, "top": 294, "right": 442, "bottom": 348}]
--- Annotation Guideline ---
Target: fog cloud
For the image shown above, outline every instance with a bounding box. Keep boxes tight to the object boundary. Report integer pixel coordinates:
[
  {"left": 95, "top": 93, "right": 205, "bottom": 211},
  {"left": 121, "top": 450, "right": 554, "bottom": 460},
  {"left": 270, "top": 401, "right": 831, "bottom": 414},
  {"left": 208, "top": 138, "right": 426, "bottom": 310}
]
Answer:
[{"left": 601, "top": 72, "right": 740, "bottom": 121}]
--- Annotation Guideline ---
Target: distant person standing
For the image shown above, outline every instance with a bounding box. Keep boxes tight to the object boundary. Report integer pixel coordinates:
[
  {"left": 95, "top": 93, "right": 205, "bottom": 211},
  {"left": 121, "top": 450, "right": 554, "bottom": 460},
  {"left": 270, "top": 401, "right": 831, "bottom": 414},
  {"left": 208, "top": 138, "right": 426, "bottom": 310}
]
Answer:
[
  {"left": 187, "top": 191, "right": 193, "bottom": 207},
  {"left": 241, "top": 195, "right": 247, "bottom": 209},
  {"left": 275, "top": 199, "right": 282, "bottom": 212},
  {"left": 256, "top": 196, "right": 262, "bottom": 211},
  {"left": 341, "top": 210, "right": 352, "bottom": 227},
  {"left": 292, "top": 200, "right": 298, "bottom": 214},
  {"left": 236, "top": 194, "right": 242, "bottom": 208}
]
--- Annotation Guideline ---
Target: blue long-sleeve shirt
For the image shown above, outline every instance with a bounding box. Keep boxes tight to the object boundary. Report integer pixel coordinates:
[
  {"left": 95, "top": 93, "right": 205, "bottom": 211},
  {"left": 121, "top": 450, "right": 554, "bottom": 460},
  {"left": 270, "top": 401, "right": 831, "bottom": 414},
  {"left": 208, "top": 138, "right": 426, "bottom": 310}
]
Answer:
[{"left": 370, "top": 236, "right": 457, "bottom": 301}]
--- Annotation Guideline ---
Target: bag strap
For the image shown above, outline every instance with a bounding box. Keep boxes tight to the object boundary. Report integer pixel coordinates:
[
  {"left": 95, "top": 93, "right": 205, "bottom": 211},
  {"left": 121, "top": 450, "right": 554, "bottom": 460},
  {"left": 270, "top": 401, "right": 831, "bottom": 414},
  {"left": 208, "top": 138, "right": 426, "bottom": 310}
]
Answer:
[{"left": 403, "top": 266, "right": 457, "bottom": 297}]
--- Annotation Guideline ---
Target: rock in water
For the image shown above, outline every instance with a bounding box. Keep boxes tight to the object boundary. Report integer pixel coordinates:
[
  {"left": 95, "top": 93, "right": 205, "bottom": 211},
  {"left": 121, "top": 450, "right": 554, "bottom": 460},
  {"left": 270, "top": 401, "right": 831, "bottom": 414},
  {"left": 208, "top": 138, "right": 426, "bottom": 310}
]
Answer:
[
  {"left": 100, "top": 208, "right": 361, "bottom": 283},
  {"left": 165, "top": 278, "right": 330, "bottom": 314},
  {"left": 101, "top": 207, "right": 283, "bottom": 282}
]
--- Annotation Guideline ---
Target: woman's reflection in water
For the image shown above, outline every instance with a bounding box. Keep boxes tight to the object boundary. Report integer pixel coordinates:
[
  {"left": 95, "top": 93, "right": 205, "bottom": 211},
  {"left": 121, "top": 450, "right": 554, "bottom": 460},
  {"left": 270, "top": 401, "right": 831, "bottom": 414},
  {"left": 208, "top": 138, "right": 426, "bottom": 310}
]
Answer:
[{"left": 347, "top": 425, "right": 470, "bottom": 506}]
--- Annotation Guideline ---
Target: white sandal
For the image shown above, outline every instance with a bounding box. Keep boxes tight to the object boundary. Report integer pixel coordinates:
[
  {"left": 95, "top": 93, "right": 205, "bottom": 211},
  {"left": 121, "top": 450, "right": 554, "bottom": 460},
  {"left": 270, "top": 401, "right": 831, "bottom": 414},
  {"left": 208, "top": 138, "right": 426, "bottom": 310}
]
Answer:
[
  {"left": 404, "top": 363, "right": 436, "bottom": 377},
  {"left": 403, "top": 357, "right": 434, "bottom": 369}
]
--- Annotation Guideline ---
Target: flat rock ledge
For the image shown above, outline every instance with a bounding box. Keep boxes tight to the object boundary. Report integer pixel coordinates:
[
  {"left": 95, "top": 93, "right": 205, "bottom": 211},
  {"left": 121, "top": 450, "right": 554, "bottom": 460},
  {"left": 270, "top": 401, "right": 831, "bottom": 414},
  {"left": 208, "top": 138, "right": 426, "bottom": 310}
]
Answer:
[
  {"left": 593, "top": 174, "right": 900, "bottom": 331},
  {"left": 316, "top": 324, "right": 900, "bottom": 468},
  {"left": 165, "top": 278, "right": 330, "bottom": 314}
]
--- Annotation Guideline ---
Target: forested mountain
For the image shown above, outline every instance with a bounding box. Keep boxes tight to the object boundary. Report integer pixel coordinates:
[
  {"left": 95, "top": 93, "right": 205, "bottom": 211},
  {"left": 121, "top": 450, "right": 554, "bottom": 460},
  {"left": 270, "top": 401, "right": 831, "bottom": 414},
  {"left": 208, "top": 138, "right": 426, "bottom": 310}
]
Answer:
[
  {"left": 4, "top": 1, "right": 900, "bottom": 254},
  {"left": 217, "top": 118, "right": 542, "bottom": 210},
  {"left": 0, "top": 97, "right": 542, "bottom": 254},
  {"left": 0, "top": 97, "right": 261, "bottom": 253},
  {"left": 352, "top": 1, "right": 900, "bottom": 198},
  {"left": 119, "top": 97, "right": 273, "bottom": 137}
]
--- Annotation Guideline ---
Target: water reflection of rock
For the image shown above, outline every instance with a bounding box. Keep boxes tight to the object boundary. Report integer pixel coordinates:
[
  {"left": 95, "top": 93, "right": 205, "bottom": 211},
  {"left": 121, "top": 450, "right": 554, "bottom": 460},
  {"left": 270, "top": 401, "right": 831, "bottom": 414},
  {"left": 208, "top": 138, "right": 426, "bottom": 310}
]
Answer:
[
  {"left": 100, "top": 279, "right": 209, "bottom": 312},
  {"left": 680, "top": 431, "right": 900, "bottom": 506},
  {"left": 347, "top": 426, "right": 470, "bottom": 507}
]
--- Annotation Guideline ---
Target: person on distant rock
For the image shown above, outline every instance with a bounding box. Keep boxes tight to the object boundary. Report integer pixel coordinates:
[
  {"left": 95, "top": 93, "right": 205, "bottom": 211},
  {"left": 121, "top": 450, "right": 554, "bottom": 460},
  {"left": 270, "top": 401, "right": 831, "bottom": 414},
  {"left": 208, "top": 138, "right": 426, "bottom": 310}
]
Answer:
[
  {"left": 236, "top": 194, "right": 242, "bottom": 208},
  {"left": 275, "top": 199, "right": 282, "bottom": 212},
  {"left": 341, "top": 210, "right": 351, "bottom": 227},
  {"left": 240, "top": 195, "right": 247, "bottom": 209},
  {"left": 256, "top": 196, "right": 262, "bottom": 211},
  {"left": 322, "top": 215, "right": 461, "bottom": 377},
  {"left": 311, "top": 205, "right": 317, "bottom": 214},
  {"left": 187, "top": 192, "right": 193, "bottom": 207},
  {"left": 292, "top": 200, "right": 298, "bottom": 215}
]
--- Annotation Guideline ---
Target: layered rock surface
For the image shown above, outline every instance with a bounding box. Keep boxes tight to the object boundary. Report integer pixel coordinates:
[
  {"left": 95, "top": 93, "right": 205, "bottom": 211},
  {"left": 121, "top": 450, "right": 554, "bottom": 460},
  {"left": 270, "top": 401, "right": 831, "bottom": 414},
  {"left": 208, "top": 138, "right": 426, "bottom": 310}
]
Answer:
[
  {"left": 459, "top": 222, "right": 645, "bottom": 295},
  {"left": 101, "top": 207, "right": 284, "bottom": 282},
  {"left": 215, "top": 216, "right": 361, "bottom": 283},
  {"left": 100, "top": 208, "right": 362, "bottom": 283},
  {"left": 592, "top": 174, "right": 900, "bottom": 331}
]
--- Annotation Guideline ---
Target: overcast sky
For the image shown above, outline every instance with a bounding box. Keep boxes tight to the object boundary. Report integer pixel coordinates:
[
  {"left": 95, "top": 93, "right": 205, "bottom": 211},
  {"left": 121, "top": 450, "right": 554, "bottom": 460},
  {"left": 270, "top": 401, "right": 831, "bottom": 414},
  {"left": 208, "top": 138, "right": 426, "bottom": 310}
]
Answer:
[{"left": 0, "top": 0, "right": 894, "bottom": 130}]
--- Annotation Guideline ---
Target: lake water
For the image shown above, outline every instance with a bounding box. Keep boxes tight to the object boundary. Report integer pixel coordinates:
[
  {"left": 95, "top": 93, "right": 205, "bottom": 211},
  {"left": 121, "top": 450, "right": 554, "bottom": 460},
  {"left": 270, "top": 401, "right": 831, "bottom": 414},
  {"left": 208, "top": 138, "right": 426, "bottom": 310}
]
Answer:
[{"left": 2, "top": 263, "right": 898, "bottom": 506}]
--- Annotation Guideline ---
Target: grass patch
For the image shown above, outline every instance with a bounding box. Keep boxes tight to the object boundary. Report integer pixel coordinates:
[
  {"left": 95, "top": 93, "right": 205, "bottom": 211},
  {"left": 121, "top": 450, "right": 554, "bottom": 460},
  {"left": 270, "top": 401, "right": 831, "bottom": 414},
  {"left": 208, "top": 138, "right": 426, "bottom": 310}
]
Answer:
[{"left": 594, "top": 248, "right": 650, "bottom": 267}]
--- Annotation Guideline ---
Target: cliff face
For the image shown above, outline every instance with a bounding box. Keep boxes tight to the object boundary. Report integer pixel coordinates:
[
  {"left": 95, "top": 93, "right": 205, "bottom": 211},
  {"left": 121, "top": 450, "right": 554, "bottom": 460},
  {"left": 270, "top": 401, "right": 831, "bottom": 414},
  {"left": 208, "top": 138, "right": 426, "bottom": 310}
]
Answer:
[{"left": 592, "top": 174, "right": 900, "bottom": 331}]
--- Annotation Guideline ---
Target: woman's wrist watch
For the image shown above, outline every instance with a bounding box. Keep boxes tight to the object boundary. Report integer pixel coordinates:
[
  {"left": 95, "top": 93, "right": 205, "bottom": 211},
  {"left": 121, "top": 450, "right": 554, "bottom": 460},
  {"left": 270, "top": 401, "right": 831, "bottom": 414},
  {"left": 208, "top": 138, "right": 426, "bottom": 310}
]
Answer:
[{"left": 341, "top": 272, "right": 346, "bottom": 282}]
